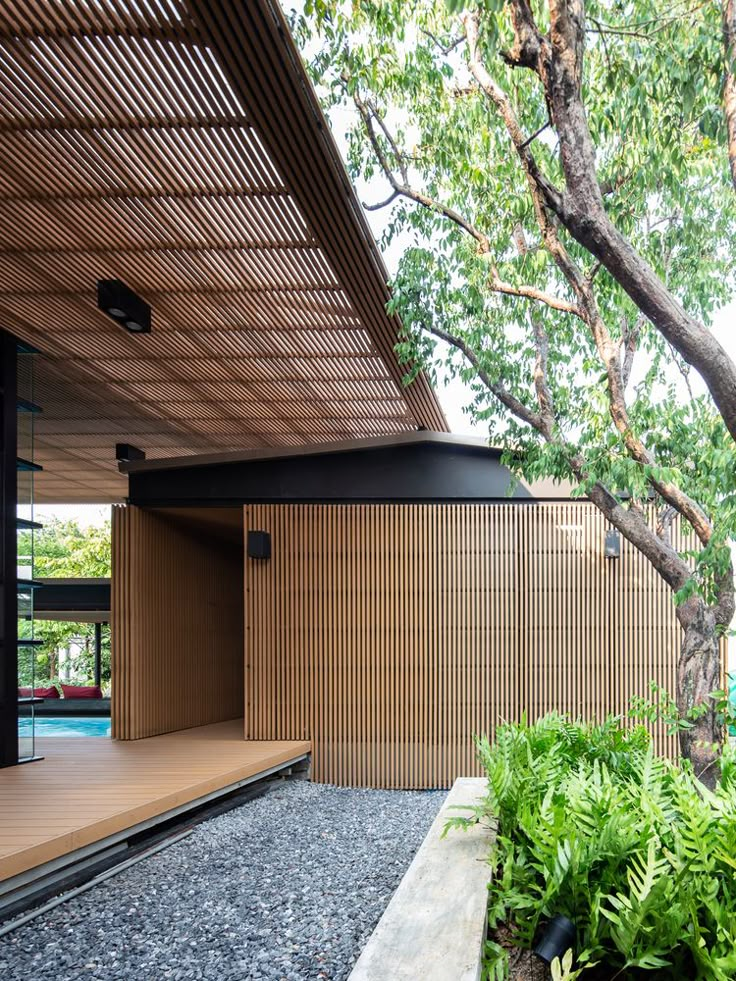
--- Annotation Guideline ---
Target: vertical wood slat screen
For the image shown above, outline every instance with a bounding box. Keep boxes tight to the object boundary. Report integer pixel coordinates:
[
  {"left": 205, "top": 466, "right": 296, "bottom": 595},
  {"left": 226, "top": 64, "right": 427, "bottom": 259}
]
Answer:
[
  {"left": 112, "top": 505, "right": 244, "bottom": 740},
  {"left": 245, "top": 503, "right": 693, "bottom": 789}
]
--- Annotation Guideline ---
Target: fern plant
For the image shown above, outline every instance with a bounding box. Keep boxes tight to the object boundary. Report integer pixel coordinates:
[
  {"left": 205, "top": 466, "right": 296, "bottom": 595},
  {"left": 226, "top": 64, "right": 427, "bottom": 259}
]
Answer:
[{"left": 459, "top": 713, "right": 736, "bottom": 980}]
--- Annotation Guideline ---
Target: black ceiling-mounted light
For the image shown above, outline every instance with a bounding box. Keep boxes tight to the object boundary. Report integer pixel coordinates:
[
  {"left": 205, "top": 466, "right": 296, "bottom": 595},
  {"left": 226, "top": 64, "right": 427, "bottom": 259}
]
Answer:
[
  {"left": 604, "top": 529, "right": 621, "bottom": 559},
  {"left": 97, "top": 279, "right": 151, "bottom": 334},
  {"left": 115, "top": 443, "right": 146, "bottom": 463}
]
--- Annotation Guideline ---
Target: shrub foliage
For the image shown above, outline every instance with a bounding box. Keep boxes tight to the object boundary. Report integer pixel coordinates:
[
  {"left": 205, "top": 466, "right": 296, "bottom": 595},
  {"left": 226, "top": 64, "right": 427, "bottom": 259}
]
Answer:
[{"left": 453, "top": 715, "right": 736, "bottom": 979}]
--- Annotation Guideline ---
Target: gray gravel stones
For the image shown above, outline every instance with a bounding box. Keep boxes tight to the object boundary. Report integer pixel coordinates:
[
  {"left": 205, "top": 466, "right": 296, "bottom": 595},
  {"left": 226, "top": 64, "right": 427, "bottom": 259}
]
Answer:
[{"left": 0, "top": 780, "right": 443, "bottom": 981}]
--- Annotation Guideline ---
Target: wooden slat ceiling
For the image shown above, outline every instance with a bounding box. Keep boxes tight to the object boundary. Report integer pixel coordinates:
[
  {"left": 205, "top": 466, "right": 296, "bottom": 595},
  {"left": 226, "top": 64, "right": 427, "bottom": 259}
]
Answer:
[{"left": 0, "top": 0, "right": 447, "bottom": 503}]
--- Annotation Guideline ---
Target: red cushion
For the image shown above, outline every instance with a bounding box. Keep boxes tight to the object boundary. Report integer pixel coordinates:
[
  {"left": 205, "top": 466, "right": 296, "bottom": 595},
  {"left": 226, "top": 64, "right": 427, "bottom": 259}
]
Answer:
[
  {"left": 61, "top": 684, "right": 103, "bottom": 699},
  {"left": 38, "top": 686, "right": 60, "bottom": 698},
  {"left": 18, "top": 686, "right": 59, "bottom": 698}
]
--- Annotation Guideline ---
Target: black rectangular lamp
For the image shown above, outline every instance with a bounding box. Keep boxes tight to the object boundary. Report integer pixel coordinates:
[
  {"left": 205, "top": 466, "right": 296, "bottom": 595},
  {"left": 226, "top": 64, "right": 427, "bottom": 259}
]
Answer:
[
  {"left": 116, "top": 443, "right": 146, "bottom": 463},
  {"left": 247, "top": 531, "right": 271, "bottom": 560},
  {"left": 97, "top": 279, "right": 151, "bottom": 334}
]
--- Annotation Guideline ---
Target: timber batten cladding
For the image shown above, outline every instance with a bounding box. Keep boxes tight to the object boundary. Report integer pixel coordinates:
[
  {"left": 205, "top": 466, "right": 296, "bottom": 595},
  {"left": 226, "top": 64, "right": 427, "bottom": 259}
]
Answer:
[
  {"left": 116, "top": 436, "right": 698, "bottom": 789},
  {"left": 243, "top": 504, "right": 687, "bottom": 788},
  {"left": 0, "top": 0, "right": 446, "bottom": 503}
]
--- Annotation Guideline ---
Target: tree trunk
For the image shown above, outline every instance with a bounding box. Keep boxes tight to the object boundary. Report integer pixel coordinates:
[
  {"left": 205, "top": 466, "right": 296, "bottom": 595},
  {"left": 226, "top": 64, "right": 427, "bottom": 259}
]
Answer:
[
  {"left": 531, "top": 0, "right": 736, "bottom": 445},
  {"left": 722, "top": 0, "right": 736, "bottom": 192},
  {"left": 676, "top": 599, "right": 723, "bottom": 790}
]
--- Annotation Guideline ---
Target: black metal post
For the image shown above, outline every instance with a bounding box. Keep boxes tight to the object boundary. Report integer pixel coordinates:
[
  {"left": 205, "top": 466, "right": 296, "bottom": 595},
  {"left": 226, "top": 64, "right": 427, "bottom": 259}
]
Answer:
[
  {"left": 94, "top": 621, "right": 102, "bottom": 688},
  {"left": 0, "top": 330, "right": 18, "bottom": 767}
]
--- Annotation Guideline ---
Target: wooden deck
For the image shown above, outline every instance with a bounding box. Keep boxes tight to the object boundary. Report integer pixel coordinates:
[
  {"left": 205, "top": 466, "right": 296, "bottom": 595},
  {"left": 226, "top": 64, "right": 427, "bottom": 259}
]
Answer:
[{"left": 0, "top": 720, "right": 310, "bottom": 885}]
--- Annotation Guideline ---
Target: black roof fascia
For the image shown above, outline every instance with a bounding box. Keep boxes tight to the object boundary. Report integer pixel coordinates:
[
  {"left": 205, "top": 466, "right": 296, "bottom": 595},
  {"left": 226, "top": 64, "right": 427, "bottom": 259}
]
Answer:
[{"left": 127, "top": 442, "right": 533, "bottom": 506}]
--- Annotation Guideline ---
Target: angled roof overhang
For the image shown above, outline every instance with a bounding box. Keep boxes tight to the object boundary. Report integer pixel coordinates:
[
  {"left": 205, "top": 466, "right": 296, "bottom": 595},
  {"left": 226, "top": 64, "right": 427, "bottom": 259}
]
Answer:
[
  {"left": 0, "top": 0, "right": 447, "bottom": 502},
  {"left": 121, "top": 432, "right": 577, "bottom": 505}
]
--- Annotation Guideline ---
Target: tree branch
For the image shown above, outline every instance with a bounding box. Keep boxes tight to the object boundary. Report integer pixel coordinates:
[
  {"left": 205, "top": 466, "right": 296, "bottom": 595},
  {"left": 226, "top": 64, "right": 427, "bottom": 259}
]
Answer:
[
  {"left": 420, "top": 28, "right": 465, "bottom": 56},
  {"left": 588, "top": 2, "right": 710, "bottom": 40},
  {"left": 353, "top": 84, "right": 584, "bottom": 319},
  {"left": 488, "top": 272, "right": 583, "bottom": 317},
  {"left": 428, "top": 317, "right": 692, "bottom": 591},
  {"left": 657, "top": 504, "right": 677, "bottom": 547},
  {"left": 352, "top": 88, "right": 491, "bottom": 250},
  {"left": 427, "top": 321, "right": 544, "bottom": 431},
  {"left": 495, "top": 0, "right": 736, "bottom": 444},
  {"left": 363, "top": 189, "right": 400, "bottom": 211},
  {"left": 365, "top": 97, "right": 409, "bottom": 184},
  {"left": 621, "top": 314, "right": 643, "bottom": 389},
  {"left": 531, "top": 317, "right": 555, "bottom": 439}
]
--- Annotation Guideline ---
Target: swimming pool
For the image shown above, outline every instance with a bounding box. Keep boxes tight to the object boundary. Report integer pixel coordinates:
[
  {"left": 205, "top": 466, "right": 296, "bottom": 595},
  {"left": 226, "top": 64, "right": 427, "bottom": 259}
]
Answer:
[{"left": 19, "top": 717, "right": 111, "bottom": 737}]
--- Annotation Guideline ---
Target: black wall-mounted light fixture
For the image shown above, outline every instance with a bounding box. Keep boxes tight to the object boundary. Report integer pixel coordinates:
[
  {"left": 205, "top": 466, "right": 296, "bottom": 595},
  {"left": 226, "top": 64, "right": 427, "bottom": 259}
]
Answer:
[
  {"left": 115, "top": 443, "right": 146, "bottom": 463},
  {"left": 97, "top": 279, "right": 151, "bottom": 334},
  {"left": 247, "top": 531, "right": 271, "bottom": 560},
  {"left": 534, "top": 915, "right": 576, "bottom": 964},
  {"left": 604, "top": 529, "right": 621, "bottom": 559}
]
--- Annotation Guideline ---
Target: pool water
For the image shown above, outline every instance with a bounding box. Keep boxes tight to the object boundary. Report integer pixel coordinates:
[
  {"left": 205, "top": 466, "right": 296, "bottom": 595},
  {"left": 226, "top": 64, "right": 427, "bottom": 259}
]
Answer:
[{"left": 19, "top": 717, "right": 111, "bottom": 737}]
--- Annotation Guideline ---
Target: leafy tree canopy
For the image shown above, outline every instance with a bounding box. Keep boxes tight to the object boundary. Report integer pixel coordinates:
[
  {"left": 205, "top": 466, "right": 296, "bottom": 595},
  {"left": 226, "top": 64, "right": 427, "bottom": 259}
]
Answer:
[
  {"left": 30, "top": 517, "right": 111, "bottom": 579},
  {"left": 294, "top": 0, "right": 736, "bottom": 603}
]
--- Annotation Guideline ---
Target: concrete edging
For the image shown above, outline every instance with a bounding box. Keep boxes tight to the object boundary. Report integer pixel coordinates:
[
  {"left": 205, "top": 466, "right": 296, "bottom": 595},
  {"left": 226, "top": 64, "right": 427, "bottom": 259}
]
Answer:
[{"left": 349, "top": 777, "right": 492, "bottom": 981}]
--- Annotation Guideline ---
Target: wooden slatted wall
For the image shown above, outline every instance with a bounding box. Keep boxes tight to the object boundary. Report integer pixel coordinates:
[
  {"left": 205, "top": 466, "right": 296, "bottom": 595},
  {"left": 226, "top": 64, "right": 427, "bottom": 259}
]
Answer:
[
  {"left": 112, "top": 505, "right": 244, "bottom": 739},
  {"left": 244, "top": 503, "right": 694, "bottom": 789}
]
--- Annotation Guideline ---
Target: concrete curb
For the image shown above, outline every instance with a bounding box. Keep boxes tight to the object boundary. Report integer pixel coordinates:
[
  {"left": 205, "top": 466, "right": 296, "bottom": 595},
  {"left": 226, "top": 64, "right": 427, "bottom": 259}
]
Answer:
[{"left": 349, "top": 777, "right": 492, "bottom": 981}]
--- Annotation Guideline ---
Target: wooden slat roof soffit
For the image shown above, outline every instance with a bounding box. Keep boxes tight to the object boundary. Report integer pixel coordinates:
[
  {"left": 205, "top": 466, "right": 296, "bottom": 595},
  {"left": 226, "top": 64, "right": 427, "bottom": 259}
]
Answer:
[{"left": 0, "top": 0, "right": 447, "bottom": 502}]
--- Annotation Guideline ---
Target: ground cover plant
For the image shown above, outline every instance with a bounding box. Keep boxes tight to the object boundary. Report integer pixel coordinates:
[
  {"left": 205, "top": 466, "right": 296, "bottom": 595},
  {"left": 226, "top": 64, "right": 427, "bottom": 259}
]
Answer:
[{"left": 449, "top": 714, "right": 736, "bottom": 979}]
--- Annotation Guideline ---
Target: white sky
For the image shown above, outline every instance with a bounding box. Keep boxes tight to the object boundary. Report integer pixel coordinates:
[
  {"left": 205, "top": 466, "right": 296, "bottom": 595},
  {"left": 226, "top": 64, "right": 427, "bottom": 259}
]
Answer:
[{"left": 37, "top": 504, "right": 112, "bottom": 528}]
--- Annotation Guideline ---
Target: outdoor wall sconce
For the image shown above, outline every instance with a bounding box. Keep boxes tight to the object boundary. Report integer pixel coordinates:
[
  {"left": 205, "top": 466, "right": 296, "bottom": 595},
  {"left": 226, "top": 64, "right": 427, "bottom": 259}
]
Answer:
[
  {"left": 115, "top": 443, "right": 146, "bottom": 463},
  {"left": 97, "top": 279, "right": 151, "bottom": 334},
  {"left": 534, "top": 914, "right": 575, "bottom": 964},
  {"left": 247, "top": 531, "right": 271, "bottom": 560},
  {"left": 604, "top": 529, "right": 621, "bottom": 558}
]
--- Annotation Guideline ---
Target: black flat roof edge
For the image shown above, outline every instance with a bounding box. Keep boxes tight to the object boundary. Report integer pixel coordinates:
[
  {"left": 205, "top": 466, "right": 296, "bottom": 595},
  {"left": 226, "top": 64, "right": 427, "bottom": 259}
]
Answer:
[
  {"left": 126, "top": 497, "right": 590, "bottom": 508},
  {"left": 120, "top": 432, "right": 503, "bottom": 475}
]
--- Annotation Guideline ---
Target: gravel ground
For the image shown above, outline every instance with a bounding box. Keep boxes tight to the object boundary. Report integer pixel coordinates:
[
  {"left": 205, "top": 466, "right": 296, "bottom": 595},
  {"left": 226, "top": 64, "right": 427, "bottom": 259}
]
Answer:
[{"left": 0, "top": 780, "right": 444, "bottom": 981}]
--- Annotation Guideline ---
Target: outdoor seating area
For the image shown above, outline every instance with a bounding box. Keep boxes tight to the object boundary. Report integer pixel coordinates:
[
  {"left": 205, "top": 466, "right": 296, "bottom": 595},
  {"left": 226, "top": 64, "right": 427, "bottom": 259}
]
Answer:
[{"left": 18, "top": 686, "right": 103, "bottom": 700}]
